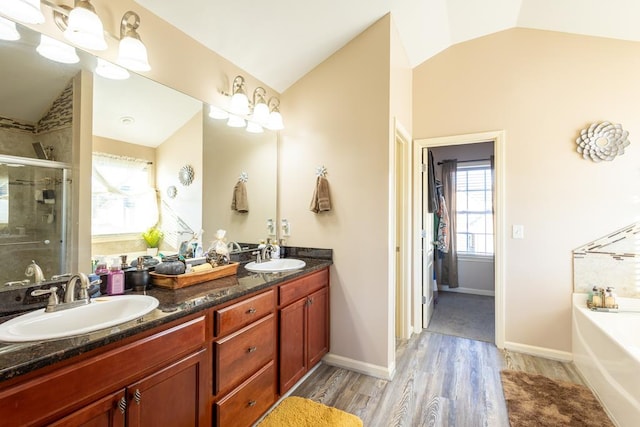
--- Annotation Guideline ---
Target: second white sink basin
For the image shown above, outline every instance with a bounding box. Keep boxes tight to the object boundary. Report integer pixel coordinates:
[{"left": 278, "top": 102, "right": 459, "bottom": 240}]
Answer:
[
  {"left": 245, "top": 258, "right": 306, "bottom": 273},
  {"left": 0, "top": 295, "right": 159, "bottom": 342}
]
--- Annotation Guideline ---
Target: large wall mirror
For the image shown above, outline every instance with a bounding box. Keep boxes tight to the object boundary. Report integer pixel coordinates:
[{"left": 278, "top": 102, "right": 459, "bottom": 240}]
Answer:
[{"left": 0, "top": 19, "right": 277, "bottom": 286}]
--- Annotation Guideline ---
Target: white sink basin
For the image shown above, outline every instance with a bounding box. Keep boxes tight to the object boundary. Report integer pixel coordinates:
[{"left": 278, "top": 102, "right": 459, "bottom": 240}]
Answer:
[
  {"left": 245, "top": 258, "right": 306, "bottom": 273},
  {"left": 0, "top": 295, "right": 159, "bottom": 342}
]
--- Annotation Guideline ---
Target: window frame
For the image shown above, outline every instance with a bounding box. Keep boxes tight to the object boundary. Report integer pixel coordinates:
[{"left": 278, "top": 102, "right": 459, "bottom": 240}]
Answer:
[{"left": 455, "top": 161, "right": 494, "bottom": 257}]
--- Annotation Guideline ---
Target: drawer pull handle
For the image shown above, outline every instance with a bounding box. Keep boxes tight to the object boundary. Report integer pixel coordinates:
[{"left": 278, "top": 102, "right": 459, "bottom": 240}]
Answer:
[
  {"left": 248, "top": 346, "right": 257, "bottom": 353},
  {"left": 248, "top": 400, "right": 257, "bottom": 407},
  {"left": 118, "top": 396, "right": 127, "bottom": 414},
  {"left": 134, "top": 389, "right": 142, "bottom": 405},
  {"left": 247, "top": 307, "right": 257, "bottom": 314}
]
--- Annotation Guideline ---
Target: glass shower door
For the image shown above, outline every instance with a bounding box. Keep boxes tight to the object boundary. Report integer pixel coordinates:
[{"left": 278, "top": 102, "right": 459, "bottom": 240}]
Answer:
[{"left": 0, "top": 156, "right": 71, "bottom": 285}]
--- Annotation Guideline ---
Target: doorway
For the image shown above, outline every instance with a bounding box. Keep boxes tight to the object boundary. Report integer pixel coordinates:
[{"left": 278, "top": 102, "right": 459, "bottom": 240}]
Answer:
[
  {"left": 413, "top": 131, "right": 505, "bottom": 348},
  {"left": 394, "top": 120, "right": 412, "bottom": 343}
]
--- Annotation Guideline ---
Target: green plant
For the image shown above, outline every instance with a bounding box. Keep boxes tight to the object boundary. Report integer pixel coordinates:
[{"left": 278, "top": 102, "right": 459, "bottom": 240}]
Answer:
[{"left": 142, "top": 227, "right": 163, "bottom": 248}]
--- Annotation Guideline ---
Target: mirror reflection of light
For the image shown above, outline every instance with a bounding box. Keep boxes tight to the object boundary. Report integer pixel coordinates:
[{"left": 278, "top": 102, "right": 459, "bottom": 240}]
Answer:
[
  {"left": 36, "top": 34, "right": 79, "bottom": 64},
  {"left": 0, "top": 16, "right": 20, "bottom": 41},
  {"left": 96, "top": 58, "right": 129, "bottom": 80}
]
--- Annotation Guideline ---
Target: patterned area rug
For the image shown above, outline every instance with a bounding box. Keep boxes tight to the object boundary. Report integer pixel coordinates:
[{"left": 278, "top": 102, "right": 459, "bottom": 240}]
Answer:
[
  {"left": 500, "top": 370, "right": 614, "bottom": 427},
  {"left": 257, "top": 396, "right": 363, "bottom": 427}
]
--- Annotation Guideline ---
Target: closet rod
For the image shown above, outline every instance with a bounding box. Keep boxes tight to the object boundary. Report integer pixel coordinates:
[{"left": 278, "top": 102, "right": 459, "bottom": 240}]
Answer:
[{"left": 437, "top": 158, "right": 491, "bottom": 165}]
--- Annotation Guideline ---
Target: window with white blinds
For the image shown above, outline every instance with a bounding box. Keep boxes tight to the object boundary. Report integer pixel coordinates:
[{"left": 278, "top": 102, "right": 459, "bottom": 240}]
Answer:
[{"left": 456, "top": 163, "right": 494, "bottom": 255}]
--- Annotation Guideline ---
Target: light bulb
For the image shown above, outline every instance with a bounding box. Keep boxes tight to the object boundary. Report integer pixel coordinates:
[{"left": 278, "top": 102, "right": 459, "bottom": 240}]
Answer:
[
  {"left": 37, "top": 35, "right": 80, "bottom": 64},
  {"left": 64, "top": 2, "right": 107, "bottom": 51},
  {"left": 117, "top": 36, "right": 151, "bottom": 71},
  {"left": 0, "top": 0, "right": 44, "bottom": 24},
  {"left": 0, "top": 16, "right": 20, "bottom": 41}
]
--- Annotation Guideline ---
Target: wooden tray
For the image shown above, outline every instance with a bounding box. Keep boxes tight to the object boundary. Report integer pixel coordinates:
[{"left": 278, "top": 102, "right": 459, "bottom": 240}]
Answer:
[{"left": 150, "top": 262, "right": 239, "bottom": 289}]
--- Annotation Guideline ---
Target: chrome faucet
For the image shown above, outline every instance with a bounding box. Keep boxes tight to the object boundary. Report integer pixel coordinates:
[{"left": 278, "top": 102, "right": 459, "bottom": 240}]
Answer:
[
  {"left": 64, "top": 273, "right": 90, "bottom": 304},
  {"left": 227, "top": 241, "right": 242, "bottom": 253},
  {"left": 260, "top": 243, "right": 276, "bottom": 262},
  {"left": 25, "top": 260, "right": 45, "bottom": 284},
  {"left": 31, "top": 273, "right": 90, "bottom": 312}
]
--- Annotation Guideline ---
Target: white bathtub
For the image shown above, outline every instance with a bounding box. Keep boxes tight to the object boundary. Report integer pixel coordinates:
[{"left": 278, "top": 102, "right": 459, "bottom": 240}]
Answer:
[{"left": 572, "top": 293, "right": 640, "bottom": 427}]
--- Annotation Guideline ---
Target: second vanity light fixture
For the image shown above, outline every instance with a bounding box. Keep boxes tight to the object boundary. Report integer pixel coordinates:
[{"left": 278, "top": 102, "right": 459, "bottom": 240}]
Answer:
[
  {"left": 209, "top": 75, "right": 285, "bottom": 133},
  {"left": 0, "top": 0, "right": 151, "bottom": 72}
]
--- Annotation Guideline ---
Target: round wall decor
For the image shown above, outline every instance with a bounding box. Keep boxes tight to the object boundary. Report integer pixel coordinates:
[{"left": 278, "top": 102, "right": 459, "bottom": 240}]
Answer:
[
  {"left": 166, "top": 185, "right": 177, "bottom": 199},
  {"left": 576, "top": 122, "right": 630, "bottom": 162},
  {"left": 178, "top": 165, "right": 194, "bottom": 186}
]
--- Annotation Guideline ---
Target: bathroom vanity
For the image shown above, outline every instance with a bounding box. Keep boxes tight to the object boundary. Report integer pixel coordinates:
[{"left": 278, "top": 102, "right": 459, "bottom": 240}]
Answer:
[{"left": 0, "top": 258, "right": 331, "bottom": 427}]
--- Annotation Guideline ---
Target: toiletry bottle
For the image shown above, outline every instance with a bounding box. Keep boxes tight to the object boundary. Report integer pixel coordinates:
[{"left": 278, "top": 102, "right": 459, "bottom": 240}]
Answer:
[
  {"left": 587, "top": 286, "right": 597, "bottom": 306},
  {"left": 591, "top": 288, "right": 602, "bottom": 307},
  {"left": 271, "top": 242, "right": 280, "bottom": 259},
  {"left": 605, "top": 287, "right": 616, "bottom": 308},
  {"left": 279, "top": 239, "right": 286, "bottom": 258},
  {"left": 107, "top": 260, "right": 125, "bottom": 295},
  {"left": 95, "top": 258, "right": 109, "bottom": 295}
]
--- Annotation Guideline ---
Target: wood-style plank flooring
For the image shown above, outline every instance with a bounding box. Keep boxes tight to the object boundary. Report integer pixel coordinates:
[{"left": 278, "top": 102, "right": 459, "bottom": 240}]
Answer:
[{"left": 292, "top": 331, "right": 583, "bottom": 426}]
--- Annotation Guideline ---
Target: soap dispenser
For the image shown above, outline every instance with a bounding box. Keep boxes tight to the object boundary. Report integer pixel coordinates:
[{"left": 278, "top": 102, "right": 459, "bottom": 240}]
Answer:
[
  {"left": 107, "top": 259, "right": 125, "bottom": 295},
  {"left": 604, "top": 287, "right": 617, "bottom": 309}
]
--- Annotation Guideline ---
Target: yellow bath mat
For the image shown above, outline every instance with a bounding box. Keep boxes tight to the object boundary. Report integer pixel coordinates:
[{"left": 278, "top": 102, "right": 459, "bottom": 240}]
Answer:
[{"left": 257, "top": 396, "right": 363, "bottom": 427}]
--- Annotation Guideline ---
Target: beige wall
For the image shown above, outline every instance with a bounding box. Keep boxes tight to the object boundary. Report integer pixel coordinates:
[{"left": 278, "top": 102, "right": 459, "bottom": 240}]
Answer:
[
  {"left": 281, "top": 15, "right": 400, "bottom": 373},
  {"left": 413, "top": 28, "right": 640, "bottom": 353},
  {"left": 156, "top": 112, "right": 203, "bottom": 246}
]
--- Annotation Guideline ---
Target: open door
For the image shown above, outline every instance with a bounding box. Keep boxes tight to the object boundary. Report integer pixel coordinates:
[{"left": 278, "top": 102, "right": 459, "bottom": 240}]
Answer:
[{"left": 422, "top": 149, "right": 435, "bottom": 328}]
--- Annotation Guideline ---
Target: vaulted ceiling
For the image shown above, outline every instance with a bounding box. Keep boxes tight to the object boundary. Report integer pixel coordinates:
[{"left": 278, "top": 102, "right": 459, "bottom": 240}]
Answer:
[{"left": 134, "top": 0, "right": 640, "bottom": 93}]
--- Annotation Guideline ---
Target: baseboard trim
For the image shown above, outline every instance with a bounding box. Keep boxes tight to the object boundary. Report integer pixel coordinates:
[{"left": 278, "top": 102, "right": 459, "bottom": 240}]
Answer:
[
  {"left": 504, "top": 341, "right": 573, "bottom": 362},
  {"left": 437, "top": 285, "right": 495, "bottom": 297},
  {"left": 322, "top": 353, "right": 395, "bottom": 380}
]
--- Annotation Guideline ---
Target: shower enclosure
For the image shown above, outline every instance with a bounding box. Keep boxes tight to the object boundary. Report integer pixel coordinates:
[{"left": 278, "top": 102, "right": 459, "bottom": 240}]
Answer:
[{"left": 0, "top": 154, "right": 71, "bottom": 286}]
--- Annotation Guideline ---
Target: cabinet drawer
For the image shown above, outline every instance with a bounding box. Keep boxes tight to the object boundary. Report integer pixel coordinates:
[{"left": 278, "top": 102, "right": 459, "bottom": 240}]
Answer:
[
  {"left": 279, "top": 268, "right": 328, "bottom": 306},
  {"left": 214, "top": 289, "right": 274, "bottom": 337},
  {"left": 214, "top": 313, "right": 275, "bottom": 395},
  {"left": 215, "top": 361, "right": 276, "bottom": 427}
]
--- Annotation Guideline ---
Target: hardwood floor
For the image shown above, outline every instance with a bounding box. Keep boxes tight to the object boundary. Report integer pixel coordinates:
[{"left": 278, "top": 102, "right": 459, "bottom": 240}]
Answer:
[{"left": 292, "top": 331, "right": 583, "bottom": 426}]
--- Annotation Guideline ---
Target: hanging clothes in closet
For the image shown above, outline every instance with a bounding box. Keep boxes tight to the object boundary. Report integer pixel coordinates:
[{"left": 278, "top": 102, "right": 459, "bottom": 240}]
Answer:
[{"left": 435, "top": 183, "right": 449, "bottom": 253}]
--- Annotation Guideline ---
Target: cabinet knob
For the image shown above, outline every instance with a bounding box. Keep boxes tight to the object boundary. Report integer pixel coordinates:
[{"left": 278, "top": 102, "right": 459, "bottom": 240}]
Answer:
[
  {"left": 118, "top": 396, "right": 127, "bottom": 414},
  {"left": 134, "top": 389, "right": 142, "bottom": 405},
  {"left": 248, "top": 400, "right": 257, "bottom": 407},
  {"left": 247, "top": 307, "right": 257, "bottom": 314},
  {"left": 247, "top": 346, "right": 257, "bottom": 353},
  {"left": 308, "top": 297, "right": 314, "bottom": 305}
]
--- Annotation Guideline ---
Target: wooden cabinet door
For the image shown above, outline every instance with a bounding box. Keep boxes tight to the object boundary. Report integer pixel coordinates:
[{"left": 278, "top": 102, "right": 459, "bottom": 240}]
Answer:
[
  {"left": 279, "top": 297, "right": 307, "bottom": 393},
  {"left": 126, "top": 349, "right": 207, "bottom": 427},
  {"left": 307, "top": 286, "right": 329, "bottom": 368},
  {"left": 49, "top": 389, "right": 126, "bottom": 427}
]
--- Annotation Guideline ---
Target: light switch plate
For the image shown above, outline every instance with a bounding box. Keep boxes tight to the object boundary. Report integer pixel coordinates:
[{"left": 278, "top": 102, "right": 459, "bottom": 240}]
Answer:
[{"left": 512, "top": 224, "right": 524, "bottom": 239}]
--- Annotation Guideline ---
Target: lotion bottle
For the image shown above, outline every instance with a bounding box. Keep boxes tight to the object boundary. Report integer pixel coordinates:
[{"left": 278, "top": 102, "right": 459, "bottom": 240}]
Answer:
[{"left": 107, "top": 259, "right": 125, "bottom": 295}]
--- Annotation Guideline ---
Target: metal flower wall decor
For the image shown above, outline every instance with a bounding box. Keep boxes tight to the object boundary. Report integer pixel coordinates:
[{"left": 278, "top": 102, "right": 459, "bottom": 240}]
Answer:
[{"left": 576, "top": 121, "right": 630, "bottom": 162}]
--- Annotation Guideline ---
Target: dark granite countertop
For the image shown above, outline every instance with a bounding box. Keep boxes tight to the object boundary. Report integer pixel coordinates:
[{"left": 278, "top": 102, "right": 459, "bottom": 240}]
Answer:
[{"left": 0, "top": 255, "right": 331, "bottom": 384}]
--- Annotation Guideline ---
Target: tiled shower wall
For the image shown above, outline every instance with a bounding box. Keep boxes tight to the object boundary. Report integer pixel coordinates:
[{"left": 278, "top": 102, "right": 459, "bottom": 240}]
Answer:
[{"left": 573, "top": 252, "right": 640, "bottom": 298}]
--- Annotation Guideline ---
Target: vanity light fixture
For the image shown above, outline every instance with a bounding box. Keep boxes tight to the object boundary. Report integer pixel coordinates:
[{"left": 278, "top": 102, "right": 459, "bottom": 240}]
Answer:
[
  {"left": 116, "top": 11, "right": 150, "bottom": 72},
  {"left": 209, "top": 75, "right": 285, "bottom": 132},
  {"left": 251, "top": 87, "right": 270, "bottom": 127},
  {"left": 229, "top": 76, "right": 249, "bottom": 116},
  {"left": 36, "top": 33, "right": 79, "bottom": 64},
  {"left": 95, "top": 58, "right": 129, "bottom": 80},
  {"left": 0, "top": 0, "right": 44, "bottom": 24},
  {"left": 266, "top": 98, "right": 284, "bottom": 131},
  {"left": 0, "top": 16, "right": 20, "bottom": 41},
  {"left": 63, "top": 0, "right": 107, "bottom": 51}
]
